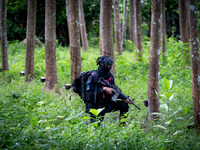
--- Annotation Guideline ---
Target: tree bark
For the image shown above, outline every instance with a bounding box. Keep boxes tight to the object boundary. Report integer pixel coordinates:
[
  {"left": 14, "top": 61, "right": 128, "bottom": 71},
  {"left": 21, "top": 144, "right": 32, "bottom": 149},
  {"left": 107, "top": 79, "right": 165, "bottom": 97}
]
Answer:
[
  {"left": 161, "top": 0, "right": 166, "bottom": 62},
  {"left": 121, "top": 0, "right": 127, "bottom": 48},
  {"left": 148, "top": 0, "right": 161, "bottom": 122},
  {"left": 189, "top": 0, "right": 200, "bottom": 131},
  {"left": 114, "top": 0, "right": 122, "bottom": 55},
  {"left": 129, "top": 0, "right": 135, "bottom": 45},
  {"left": 25, "top": 0, "right": 37, "bottom": 81},
  {"left": 179, "top": 0, "right": 190, "bottom": 44},
  {"left": 179, "top": 0, "right": 190, "bottom": 61},
  {"left": 100, "top": 0, "right": 115, "bottom": 76},
  {"left": 134, "top": 0, "right": 143, "bottom": 61},
  {"left": 79, "top": 0, "right": 88, "bottom": 51},
  {"left": 66, "top": 0, "right": 70, "bottom": 40},
  {"left": 69, "top": 0, "right": 81, "bottom": 83},
  {"left": 1, "top": 0, "right": 9, "bottom": 71},
  {"left": 45, "top": 0, "right": 60, "bottom": 93}
]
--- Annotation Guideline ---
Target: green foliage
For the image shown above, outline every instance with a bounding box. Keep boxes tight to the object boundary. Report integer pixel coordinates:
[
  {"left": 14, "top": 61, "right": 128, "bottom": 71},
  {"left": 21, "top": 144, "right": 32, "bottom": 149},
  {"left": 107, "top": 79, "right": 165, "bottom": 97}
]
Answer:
[{"left": 0, "top": 40, "right": 200, "bottom": 149}]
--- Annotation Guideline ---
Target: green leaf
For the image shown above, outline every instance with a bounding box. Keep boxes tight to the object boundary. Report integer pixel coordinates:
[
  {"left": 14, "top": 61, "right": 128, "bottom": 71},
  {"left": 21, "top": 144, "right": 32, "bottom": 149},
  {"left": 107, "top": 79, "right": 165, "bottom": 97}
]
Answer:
[
  {"left": 57, "top": 115, "right": 64, "bottom": 119},
  {"left": 90, "top": 109, "right": 98, "bottom": 116},
  {"left": 173, "top": 131, "right": 183, "bottom": 135},
  {"left": 183, "top": 106, "right": 187, "bottom": 114},
  {"left": 31, "top": 117, "right": 38, "bottom": 126},
  {"left": 82, "top": 117, "right": 93, "bottom": 120},
  {"left": 153, "top": 125, "right": 167, "bottom": 130},
  {"left": 169, "top": 94, "right": 174, "bottom": 101},
  {"left": 97, "top": 108, "right": 105, "bottom": 115},
  {"left": 165, "top": 120, "right": 171, "bottom": 125},
  {"left": 164, "top": 93, "right": 172, "bottom": 99},
  {"left": 163, "top": 78, "right": 170, "bottom": 90}
]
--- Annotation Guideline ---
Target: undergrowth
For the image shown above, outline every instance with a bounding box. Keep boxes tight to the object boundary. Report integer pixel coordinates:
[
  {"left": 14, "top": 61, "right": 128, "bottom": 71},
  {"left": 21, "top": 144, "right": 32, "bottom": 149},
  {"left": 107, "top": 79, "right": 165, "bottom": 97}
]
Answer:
[{"left": 0, "top": 38, "right": 199, "bottom": 149}]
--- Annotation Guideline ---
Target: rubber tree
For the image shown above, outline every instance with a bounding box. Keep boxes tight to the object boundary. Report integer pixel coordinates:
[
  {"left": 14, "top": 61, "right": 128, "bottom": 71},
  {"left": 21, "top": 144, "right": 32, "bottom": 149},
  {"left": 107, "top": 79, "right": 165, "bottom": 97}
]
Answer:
[
  {"left": 25, "top": 0, "right": 37, "bottom": 81},
  {"left": 44, "top": 0, "right": 60, "bottom": 93},
  {"left": 148, "top": 0, "right": 161, "bottom": 122},
  {"left": 69, "top": 0, "right": 81, "bottom": 83},
  {"left": 189, "top": 0, "right": 200, "bottom": 131},
  {"left": 114, "top": 0, "right": 122, "bottom": 55},
  {"left": 100, "top": 0, "right": 115, "bottom": 76},
  {"left": 1, "top": 0, "right": 9, "bottom": 71}
]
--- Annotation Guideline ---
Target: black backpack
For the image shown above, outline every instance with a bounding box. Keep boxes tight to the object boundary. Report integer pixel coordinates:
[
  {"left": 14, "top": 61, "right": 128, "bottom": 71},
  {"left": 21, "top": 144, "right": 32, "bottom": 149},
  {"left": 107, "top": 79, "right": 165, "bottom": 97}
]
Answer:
[{"left": 72, "top": 70, "right": 99, "bottom": 102}]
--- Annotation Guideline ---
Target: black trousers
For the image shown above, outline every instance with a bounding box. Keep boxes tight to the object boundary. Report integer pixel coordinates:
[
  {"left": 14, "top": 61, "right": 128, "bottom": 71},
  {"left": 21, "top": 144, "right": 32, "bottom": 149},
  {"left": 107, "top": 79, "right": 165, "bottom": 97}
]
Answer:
[{"left": 86, "top": 100, "right": 129, "bottom": 123}]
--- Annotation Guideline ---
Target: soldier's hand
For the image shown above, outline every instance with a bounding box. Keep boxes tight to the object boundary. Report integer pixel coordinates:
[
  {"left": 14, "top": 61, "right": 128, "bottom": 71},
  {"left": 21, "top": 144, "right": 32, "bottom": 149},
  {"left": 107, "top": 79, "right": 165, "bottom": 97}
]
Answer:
[
  {"left": 103, "top": 87, "right": 115, "bottom": 95},
  {"left": 124, "top": 98, "right": 132, "bottom": 104}
]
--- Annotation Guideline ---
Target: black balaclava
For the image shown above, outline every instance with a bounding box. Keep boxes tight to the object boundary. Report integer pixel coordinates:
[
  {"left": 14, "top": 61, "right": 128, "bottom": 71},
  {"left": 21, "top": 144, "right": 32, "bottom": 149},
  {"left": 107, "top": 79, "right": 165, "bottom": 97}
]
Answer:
[{"left": 96, "top": 56, "right": 113, "bottom": 77}]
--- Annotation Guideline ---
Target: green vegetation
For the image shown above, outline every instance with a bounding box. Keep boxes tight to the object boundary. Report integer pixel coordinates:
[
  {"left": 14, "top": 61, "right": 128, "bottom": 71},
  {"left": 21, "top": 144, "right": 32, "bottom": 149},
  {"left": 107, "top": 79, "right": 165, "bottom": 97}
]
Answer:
[{"left": 0, "top": 38, "right": 199, "bottom": 150}]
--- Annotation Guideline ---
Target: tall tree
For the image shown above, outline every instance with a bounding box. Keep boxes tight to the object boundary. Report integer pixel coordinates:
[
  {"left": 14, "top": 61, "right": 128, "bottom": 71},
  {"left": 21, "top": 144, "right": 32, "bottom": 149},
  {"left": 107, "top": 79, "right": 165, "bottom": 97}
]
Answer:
[
  {"left": 189, "top": 0, "right": 200, "bottom": 130},
  {"left": 25, "top": 0, "right": 37, "bottom": 81},
  {"left": 45, "top": 0, "right": 60, "bottom": 93},
  {"left": 114, "top": 0, "right": 122, "bottom": 55},
  {"left": 179, "top": 0, "right": 189, "bottom": 44},
  {"left": 69, "top": 0, "right": 81, "bottom": 83},
  {"left": 1, "top": 0, "right": 9, "bottom": 71},
  {"left": 161, "top": 0, "right": 166, "bottom": 62},
  {"left": 66, "top": 0, "right": 70, "bottom": 37},
  {"left": 79, "top": 0, "right": 88, "bottom": 51},
  {"left": 129, "top": 0, "right": 135, "bottom": 45},
  {"left": 121, "top": 0, "right": 127, "bottom": 48},
  {"left": 148, "top": 0, "right": 161, "bottom": 122},
  {"left": 134, "top": 0, "right": 143, "bottom": 61},
  {"left": 100, "top": 0, "right": 115, "bottom": 76},
  {"left": 179, "top": 0, "right": 190, "bottom": 60}
]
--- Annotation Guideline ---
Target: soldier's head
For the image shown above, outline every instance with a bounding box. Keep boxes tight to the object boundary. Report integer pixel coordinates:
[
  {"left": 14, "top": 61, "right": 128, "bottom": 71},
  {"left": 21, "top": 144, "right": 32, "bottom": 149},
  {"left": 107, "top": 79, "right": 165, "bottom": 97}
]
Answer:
[{"left": 96, "top": 56, "right": 113, "bottom": 76}]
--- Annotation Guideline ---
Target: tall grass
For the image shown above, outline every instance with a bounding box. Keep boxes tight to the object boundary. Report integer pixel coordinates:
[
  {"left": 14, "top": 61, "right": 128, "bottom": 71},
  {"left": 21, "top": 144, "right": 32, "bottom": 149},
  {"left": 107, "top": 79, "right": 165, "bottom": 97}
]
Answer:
[{"left": 0, "top": 38, "right": 199, "bottom": 150}]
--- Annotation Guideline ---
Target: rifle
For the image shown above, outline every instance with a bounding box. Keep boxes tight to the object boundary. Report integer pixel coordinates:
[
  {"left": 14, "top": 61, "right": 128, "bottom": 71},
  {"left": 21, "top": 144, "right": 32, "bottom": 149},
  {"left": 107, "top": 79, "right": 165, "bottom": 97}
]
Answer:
[{"left": 98, "top": 77, "right": 141, "bottom": 110}]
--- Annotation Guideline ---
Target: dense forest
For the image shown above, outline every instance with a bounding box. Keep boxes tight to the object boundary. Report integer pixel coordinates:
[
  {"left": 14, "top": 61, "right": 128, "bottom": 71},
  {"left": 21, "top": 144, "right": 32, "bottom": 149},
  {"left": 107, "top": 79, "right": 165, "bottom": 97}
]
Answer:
[{"left": 1, "top": 0, "right": 200, "bottom": 149}]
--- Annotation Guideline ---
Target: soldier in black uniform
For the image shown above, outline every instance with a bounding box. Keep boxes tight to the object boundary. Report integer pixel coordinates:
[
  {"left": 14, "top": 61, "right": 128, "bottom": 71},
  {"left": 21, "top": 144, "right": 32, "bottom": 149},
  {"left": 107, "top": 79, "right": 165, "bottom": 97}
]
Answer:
[{"left": 85, "top": 56, "right": 131, "bottom": 124}]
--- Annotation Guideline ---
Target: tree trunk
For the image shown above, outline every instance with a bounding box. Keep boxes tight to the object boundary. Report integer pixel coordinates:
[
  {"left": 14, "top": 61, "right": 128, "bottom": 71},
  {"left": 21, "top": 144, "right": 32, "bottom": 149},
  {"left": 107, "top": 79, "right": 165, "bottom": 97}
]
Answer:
[
  {"left": 1, "top": 0, "right": 9, "bottom": 71},
  {"left": 25, "top": 0, "right": 37, "bottom": 81},
  {"left": 179, "top": 0, "right": 189, "bottom": 44},
  {"left": 100, "top": 0, "right": 115, "bottom": 76},
  {"left": 79, "top": 0, "right": 88, "bottom": 51},
  {"left": 148, "top": 0, "right": 161, "bottom": 122},
  {"left": 121, "top": 0, "right": 127, "bottom": 48},
  {"left": 189, "top": 0, "right": 200, "bottom": 131},
  {"left": 134, "top": 0, "right": 143, "bottom": 61},
  {"left": 161, "top": 0, "right": 166, "bottom": 62},
  {"left": 66, "top": 0, "right": 70, "bottom": 41},
  {"left": 129, "top": 0, "right": 135, "bottom": 45},
  {"left": 114, "top": 0, "right": 122, "bottom": 55},
  {"left": 69, "top": 0, "right": 81, "bottom": 83},
  {"left": 179, "top": 0, "right": 190, "bottom": 61},
  {"left": 45, "top": 0, "right": 60, "bottom": 93}
]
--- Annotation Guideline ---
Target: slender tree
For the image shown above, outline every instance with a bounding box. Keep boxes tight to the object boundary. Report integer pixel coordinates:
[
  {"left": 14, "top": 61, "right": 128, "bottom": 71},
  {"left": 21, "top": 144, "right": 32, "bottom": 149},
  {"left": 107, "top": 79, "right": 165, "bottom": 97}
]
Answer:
[
  {"left": 66, "top": 0, "right": 70, "bottom": 39},
  {"left": 1, "top": 0, "right": 9, "bottom": 71},
  {"left": 129, "top": 0, "right": 135, "bottom": 45},
  {"left": 79, "top": 0, "right": 88, "bottom": 51},
  {"left": 0, "top": 1, "right": 2, "bottom": 40},
  {"left": 134, "top": 0, "right": 143, "bottom": 61},
  {"left": 148, "top": 0, "right": 161, "bottom": 122},
  {"left": 100, "top": 0, "right": 115, "bottom": 76},
  {"left": 121, "top": 0, "right": 127, "bottom": 48},
  {"left": 45, "top": 0, "right": 60, "bottom": 93},
  {"left": 189, "top": 0, "right": 200, "bottom": 131},
  {"left": 161, "top": 0, "right": 166, "bottom": 62},
  {"left": 114, "top": 0, "right": 122, "bottom": 55},
  {"left": 179, "top": 0, "right": 190, "bottom": 60},
  {"left": 179, "top": 0, "right": 189, "bottom": 44},
  {"left": 25, "top": 0, "right": 37, "bottom": 81},
  {"left": 69, "top": 0, "right": 81, "bottom": 83}
]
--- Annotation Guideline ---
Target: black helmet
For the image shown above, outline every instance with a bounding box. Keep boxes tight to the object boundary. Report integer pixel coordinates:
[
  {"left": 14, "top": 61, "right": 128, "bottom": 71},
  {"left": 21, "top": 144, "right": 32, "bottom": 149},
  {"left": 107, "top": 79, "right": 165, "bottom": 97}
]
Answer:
[{"left": 96, "top": 56, "right": 113, "bottom": 66}]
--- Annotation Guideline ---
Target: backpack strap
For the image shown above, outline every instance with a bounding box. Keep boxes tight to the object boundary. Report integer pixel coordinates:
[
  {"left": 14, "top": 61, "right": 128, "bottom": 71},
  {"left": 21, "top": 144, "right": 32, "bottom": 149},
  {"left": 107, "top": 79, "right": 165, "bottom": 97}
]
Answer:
[{"left": 91, "top": 70, "right": 99, "bottom": 104}]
